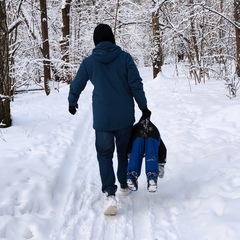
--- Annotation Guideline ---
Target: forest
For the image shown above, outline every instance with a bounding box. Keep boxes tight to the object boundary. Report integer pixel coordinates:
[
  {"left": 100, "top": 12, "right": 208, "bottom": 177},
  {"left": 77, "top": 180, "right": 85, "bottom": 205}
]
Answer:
[{"left": 1, "top": 0, "right": 240, "bottom": 127}]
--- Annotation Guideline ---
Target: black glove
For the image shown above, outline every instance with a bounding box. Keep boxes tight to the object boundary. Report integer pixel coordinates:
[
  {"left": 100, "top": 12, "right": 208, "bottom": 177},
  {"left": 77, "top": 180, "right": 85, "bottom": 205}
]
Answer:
[
  {"left": 141, "top": 107, "right": 151, "bottom": 120},
  {"left": 69, "top": 104, "right": 78, "bottom": 115}
]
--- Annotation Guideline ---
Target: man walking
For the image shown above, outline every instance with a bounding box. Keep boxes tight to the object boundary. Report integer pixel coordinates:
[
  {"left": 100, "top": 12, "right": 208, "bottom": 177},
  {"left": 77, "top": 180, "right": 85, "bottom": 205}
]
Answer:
[{"left": 68, "top": 23, "right": 150, "bottom": 215}]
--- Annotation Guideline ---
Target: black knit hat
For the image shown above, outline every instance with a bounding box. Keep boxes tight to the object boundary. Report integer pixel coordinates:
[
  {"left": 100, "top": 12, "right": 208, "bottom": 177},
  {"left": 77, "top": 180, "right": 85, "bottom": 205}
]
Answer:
[{"left": 93, "top": 24, "right": 116, "bottom": 46}]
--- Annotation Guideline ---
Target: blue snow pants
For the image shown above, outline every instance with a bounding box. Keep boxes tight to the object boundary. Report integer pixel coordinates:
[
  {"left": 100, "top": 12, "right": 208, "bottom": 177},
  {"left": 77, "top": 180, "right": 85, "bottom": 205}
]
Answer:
[{"left": 127, "top": 137, "right": 160, "bottom": 178}]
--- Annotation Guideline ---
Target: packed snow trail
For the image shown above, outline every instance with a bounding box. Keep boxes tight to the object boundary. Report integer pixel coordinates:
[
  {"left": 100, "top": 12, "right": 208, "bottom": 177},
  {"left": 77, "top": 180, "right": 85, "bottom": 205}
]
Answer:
[{"left": 1, "top": 66, "right": 240, "bottom": 239}]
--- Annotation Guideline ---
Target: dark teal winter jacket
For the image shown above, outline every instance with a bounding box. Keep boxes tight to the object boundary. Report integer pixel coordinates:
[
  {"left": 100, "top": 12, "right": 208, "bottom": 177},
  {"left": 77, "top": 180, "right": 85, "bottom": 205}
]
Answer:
[{"left": 68, "top": 41, "right": 147, "bottom": 131}]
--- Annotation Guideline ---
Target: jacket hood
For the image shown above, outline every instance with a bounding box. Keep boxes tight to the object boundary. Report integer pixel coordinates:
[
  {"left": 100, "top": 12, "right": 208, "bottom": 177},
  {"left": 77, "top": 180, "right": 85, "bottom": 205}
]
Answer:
[{"left": 92, "top": 41, "right": 121, "bottom": 64}]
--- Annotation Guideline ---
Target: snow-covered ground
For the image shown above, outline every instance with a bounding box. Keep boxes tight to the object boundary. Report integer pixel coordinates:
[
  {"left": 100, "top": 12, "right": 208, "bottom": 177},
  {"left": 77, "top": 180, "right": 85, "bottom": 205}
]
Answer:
[{"left": 1, "top": 65, "right": 240, "bottom": 240}]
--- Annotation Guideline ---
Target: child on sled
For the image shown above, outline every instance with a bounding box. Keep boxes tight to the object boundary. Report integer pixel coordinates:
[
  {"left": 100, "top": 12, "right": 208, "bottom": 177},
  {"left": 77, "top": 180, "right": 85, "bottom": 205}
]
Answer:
[{"left": 127, "top": 114, "right": 167, "bottom": 192}]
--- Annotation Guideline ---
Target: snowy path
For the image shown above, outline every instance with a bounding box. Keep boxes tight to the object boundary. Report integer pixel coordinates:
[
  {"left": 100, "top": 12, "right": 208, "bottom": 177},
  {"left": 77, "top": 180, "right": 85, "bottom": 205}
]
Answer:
[
  {"left": 1, "top": 66, "right": 240, "bottom": 239},
  {"left": 48, "top": 100, "right": 168, "bottom": 240}
]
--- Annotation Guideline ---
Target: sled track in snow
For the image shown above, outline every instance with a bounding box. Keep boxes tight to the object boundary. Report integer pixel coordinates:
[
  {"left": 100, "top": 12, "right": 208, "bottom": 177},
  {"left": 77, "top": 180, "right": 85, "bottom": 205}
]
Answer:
[{"left": 49, "top": 107, "right": 98, "bottom": 239}]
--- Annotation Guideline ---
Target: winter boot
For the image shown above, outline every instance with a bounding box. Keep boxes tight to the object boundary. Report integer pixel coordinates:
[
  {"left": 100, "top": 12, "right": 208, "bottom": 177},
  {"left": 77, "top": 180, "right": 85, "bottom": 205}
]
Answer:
[
  {"left": 147, "top": 173, "right": 157, "bottom": 192},
  {"left": 127, "top": 172, "right": 138, "bottom": 191},
  {"left": 104, "top": 195, "right": 117, "bottom": 216},
  {"left": 119, "top": 187, "right": 132, "bottom": 196}
]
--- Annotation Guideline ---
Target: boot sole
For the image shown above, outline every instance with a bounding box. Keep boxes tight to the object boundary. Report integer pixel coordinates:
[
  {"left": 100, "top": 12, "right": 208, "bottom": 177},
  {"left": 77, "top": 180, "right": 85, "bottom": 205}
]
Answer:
[{"left": 104, "top": 205, "right": 117, "bottom": 216}]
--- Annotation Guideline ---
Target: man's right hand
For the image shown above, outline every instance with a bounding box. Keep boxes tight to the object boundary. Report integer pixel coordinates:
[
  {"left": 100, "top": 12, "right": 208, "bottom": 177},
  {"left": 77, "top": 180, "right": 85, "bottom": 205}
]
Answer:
[{"left": 69, "top": 104, "right": 78, "bottom": 115}]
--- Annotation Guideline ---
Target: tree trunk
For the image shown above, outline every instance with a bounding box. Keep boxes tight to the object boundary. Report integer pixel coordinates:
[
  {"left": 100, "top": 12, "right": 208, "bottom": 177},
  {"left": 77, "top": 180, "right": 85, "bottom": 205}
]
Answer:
[
  {"left": 189, "top": 0, "right": 201, "bottom": 84},
  {"left": 151, "top": 9, "right": 163, "bottom": 79},
  {"left": 40, "top": 0, "right": 51, "bottom": 95},
  {"left": 113, "top": 0, "right": 120, "bottom": 36},
  {"left": 0, "top": 0, "right": 11, "bottom": 128},
  {"left": 60, "top": 0, "right": 72, "bottom": 84},
  {"left": 234, "top": 0, "right": 240, "bottom": 77}
]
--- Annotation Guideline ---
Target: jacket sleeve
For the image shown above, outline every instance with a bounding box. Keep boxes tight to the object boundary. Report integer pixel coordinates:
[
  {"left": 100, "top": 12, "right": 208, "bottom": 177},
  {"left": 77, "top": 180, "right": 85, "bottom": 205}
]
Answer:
[
  {"left": 68, "top": 60, "right": 89, "bottom": 107},
  {"left": 126, "top": 53, "right": 147, "bottom": 110}
]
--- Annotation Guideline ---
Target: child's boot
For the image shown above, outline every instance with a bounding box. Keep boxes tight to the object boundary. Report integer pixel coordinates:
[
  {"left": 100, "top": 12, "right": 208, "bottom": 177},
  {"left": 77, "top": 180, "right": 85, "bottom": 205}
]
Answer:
[
  {"left": 147, "top": 173, "right": 157, "bottom": 192},
  {"left": 127, "top": 172, "right": 138, "bottom": 191}
]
